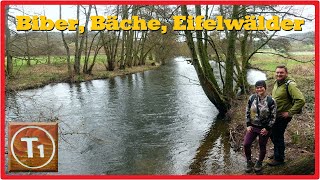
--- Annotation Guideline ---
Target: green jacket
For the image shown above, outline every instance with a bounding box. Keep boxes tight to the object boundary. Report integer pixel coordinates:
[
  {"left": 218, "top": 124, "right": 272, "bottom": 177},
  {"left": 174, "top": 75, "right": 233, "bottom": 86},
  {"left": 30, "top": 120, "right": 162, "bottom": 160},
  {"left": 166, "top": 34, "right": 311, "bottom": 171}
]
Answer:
[{"left": 272, "top": 77, "right": 305, "bottom": 117}]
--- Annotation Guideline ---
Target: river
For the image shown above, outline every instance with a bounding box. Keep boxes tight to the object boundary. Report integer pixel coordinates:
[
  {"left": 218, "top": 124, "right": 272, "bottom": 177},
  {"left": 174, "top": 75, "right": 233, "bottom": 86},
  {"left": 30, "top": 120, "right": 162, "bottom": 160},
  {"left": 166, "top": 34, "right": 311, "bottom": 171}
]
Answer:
[{"left": 5, "top": 57, "right": 266, "bottom": 175}]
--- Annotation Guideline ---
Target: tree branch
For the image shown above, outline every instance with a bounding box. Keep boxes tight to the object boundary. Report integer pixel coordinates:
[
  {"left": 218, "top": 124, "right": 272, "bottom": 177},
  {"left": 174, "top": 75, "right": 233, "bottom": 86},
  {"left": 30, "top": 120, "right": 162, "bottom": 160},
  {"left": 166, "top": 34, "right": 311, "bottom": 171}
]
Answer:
[{"left": 255, "top": 51, "right": 315, "bottom": 64}]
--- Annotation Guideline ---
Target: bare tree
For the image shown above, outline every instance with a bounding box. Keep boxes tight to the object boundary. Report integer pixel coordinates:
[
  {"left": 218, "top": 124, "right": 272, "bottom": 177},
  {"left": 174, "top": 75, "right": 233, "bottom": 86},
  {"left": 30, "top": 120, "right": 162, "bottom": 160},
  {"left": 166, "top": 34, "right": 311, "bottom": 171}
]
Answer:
[
  {"left": 119, "top": 6, "right": 127, "bottom": 69},
  {"left": 60, "top": 5, "right": 72, "bottom": 79},
  {"left": 83, "top": 31, "right": 103, "bottom": 74},
  {"left": 74, "top": 5, "right": 81, "bottom": 75},
  {"left": 43, "top": 6, "right": 51, "bottom": 64},
  {"left": 181, "top": 5, "right": 313, "bottom": 114},
  {"left": 223, "top": 5, "right": 239, "bottom": 98},
  {"left": 74, "top": 5, "right": 92, "bottom": 75},
  {"left": 5, "top": 5, "right": 13, "bottom": 78},
  {"left": 22, "top": 6, "right": 31, "bottom": 66}
]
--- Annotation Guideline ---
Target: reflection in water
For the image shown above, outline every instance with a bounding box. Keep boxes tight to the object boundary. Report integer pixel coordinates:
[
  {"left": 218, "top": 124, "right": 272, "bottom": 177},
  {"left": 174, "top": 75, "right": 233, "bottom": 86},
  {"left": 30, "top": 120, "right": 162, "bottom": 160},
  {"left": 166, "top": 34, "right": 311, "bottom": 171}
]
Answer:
[
  {"left": 5, "top": 57, "right": 264, "bottom": 175},
  {"left": 6, "top": 91, "right": 19, "bottom": 120},
  {"left": 188, "top": 115, "right": 245, "bottom": 175}
]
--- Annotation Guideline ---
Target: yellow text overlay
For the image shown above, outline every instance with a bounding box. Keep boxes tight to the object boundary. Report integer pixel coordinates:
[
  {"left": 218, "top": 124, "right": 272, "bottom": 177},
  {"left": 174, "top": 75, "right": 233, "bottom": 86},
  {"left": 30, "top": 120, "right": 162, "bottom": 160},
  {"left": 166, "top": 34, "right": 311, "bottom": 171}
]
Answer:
[{"left": 16, "top": 15, "right": 305, "bottom": 33}]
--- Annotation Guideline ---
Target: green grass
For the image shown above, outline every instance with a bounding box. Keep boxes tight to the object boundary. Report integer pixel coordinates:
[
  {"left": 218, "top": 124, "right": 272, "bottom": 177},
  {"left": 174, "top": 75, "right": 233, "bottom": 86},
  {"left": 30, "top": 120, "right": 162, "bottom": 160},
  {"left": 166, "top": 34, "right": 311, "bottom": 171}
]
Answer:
[
  {"left": 6, "top": 55, "right": 159, "bottom": 91},
  {"left": 249, "top": 51, "right": 314, "bottom": 78},
  {"left": 9, "top": 54, "right": 155, "bottom": 72},
  {"left": 9, "top": 55, "right": 106, "bottom": 67}
]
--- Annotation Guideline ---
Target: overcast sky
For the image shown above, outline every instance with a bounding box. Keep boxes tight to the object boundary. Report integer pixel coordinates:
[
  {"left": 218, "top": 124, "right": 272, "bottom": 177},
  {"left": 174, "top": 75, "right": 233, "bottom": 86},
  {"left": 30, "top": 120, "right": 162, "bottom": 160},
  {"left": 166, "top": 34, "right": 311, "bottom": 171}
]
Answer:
[{"left": 9, "top": 5, "right": 315, "bottom": 36}]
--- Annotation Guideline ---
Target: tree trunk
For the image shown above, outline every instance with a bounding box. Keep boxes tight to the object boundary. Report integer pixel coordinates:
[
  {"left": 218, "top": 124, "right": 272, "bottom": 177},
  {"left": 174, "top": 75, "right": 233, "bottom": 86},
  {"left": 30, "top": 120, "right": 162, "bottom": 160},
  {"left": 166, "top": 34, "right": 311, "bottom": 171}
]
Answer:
[
  {"left": 110, "top": 5, "right": 121, "bottom": 69},
  {"left": 237, "top": 6, "right": 250, "bottom": 94},
  {"left": 119, "top": 30, "right": 126, "bottom": 70},
  {"left": 223, "top": 5, "right": 239, "bottom": 98},
  {"left": 46, "top": 30, "right": 51, "bottom": 64},
  {"left": 24, "top": 31, "right": 31, "bottom": 66},
  {"left": 182, "top": 5, "right": 229, "bottom": 114},
  {"left": 22, "top": 7, "right": 31, "bottom": 66},
  {"left": 110, "top": 26, "right": 121, "bottom": 70},
  {"left": 75, "top": 5, "right": 92, "bottom": 74},
  {"left": 139, "top": 31, "right": 148, "bottom": 65},
  {"left": 5, "top": 6, "right": 13, "bottom": 78},
  {"left": 44, "top": 7, "right": 51, "bottom": 64},
  {"left": 133, "top": 31, "right": 139, "bottom": 66},
  {"left": 126, "top": 30, "right": 134, "bottom": 68},
  {"left": 60, "top": 5, "right": 72, "bottom": 79},
  {"left": 126, "top": 6, "right": 137, "bottom": 68},
  {"left": 83, "top": 32, "right": 99, "bottom": 74},
  {"left": 88, "top": 43, "right": 103, "bottom": 74},
  {"left": 119, "top": 5, "right": 128, "bottom": 70},
  {"left": 74, "top": 5, "right": 80, "bottom": 75},
  {"left": 83, "top": 26, "right": 89, "bottom": 74}
]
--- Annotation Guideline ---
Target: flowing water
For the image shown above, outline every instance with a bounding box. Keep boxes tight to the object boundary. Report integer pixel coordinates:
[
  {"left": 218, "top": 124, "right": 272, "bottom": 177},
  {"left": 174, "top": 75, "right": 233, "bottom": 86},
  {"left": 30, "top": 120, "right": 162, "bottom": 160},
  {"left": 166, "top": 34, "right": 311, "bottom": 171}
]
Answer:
[{"left": 5, "top": 57, "right": 265, "bottom": 175}]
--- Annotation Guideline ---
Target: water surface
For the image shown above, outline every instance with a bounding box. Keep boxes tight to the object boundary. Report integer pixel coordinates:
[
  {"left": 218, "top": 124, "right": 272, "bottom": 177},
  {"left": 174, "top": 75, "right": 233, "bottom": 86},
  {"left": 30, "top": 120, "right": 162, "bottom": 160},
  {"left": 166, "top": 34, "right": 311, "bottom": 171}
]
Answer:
[{"left": 6, "top": 57, "right": 265, "bottom": 175}]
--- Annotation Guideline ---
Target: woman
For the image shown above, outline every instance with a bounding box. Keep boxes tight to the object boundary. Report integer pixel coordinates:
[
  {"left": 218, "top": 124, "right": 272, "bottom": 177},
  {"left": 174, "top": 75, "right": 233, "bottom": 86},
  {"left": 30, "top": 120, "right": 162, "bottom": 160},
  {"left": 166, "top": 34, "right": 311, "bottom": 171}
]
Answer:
[{"left": 244, "top": 80, "right": 277, "bottom": 172}]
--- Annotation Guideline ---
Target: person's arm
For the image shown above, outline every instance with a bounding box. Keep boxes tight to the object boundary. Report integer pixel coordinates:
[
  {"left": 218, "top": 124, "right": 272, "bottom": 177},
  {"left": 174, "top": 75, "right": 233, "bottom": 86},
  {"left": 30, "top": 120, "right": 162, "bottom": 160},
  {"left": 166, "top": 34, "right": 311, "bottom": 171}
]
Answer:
[
  {"left": 246, "top": 95, "right": 253, "bottom": 127},
  {"left": 266, "top": 98, "right": 277, "bottom": 131},
  {"left": 288, "top": 82, "right": 305, "bottom": 116}
]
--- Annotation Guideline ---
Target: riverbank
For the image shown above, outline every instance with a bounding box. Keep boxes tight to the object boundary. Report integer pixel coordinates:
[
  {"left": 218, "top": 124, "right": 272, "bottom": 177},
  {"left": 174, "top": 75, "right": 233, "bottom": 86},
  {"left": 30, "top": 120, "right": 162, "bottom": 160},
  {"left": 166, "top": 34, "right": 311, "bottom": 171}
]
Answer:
[
  {"left": 6, "top": 62, "right": 160, "bottom": 91},
  {"left": 6, "top": 57, "right": 230, "bottom": 175},
  {"left": 228, "top": 57, "right": 315, "bottom": 175}
]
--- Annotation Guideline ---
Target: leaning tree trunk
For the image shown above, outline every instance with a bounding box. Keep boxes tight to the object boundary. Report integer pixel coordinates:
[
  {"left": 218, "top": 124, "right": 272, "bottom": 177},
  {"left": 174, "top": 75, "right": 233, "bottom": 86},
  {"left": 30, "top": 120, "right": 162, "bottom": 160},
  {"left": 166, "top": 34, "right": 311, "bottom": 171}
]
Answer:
[{"left": 182, "top": 5, "right": 229, "bottom": 114}]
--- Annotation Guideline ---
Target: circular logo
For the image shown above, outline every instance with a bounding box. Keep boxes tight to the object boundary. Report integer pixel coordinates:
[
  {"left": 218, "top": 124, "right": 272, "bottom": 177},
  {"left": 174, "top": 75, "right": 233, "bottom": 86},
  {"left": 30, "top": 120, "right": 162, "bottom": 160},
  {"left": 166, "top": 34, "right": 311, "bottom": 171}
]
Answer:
[{"left": 10, "top": 126, "right": 56, "bottom": 169}]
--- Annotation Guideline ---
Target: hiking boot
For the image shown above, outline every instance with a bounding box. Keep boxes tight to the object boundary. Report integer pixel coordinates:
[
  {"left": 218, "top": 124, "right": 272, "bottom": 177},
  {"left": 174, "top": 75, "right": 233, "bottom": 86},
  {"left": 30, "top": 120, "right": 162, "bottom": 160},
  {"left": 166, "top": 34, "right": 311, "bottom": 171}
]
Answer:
[
  {"left": 267, "top": 159, "right": 285, "bottom": 166},
  {"left": 245, "top": 160, "right": 254, "bottom": 173},
  {"left": 254, "top": 161, "right": 263, "bottom": 172}
]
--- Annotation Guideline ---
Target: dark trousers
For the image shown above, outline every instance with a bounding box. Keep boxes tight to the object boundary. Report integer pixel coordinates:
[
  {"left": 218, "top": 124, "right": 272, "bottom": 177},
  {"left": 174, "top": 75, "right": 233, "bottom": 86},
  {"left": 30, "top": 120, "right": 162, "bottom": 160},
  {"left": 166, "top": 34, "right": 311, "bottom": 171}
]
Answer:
[
  {"left": 270, "top": 116, "right": 291, "bottom": 162},
  {"left": 243, "top": 126, "right": 270, "bottom": 162}
]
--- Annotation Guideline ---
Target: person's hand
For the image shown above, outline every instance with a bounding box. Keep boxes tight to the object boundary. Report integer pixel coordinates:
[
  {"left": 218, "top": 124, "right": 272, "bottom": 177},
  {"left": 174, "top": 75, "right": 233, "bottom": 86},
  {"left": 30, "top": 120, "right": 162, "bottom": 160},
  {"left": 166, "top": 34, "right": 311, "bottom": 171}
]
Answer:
[
  {"left": 247, "top": 126, "right": 253, "bottom": 132},
  {"left": 260, "top": 128, "right": 268, "bottom": 136},
  {"left": 280, "top": 112, "right": 290, "bottom": 118}
]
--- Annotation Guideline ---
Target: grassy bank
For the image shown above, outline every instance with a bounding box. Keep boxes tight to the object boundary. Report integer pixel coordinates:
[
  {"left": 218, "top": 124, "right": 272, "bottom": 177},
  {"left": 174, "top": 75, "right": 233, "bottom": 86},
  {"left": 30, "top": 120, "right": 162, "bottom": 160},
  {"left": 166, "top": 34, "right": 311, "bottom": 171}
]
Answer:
[
  {"left": 228, "top": 51, "right": 315, "bottom": 175},
  {"left": 6, "top": 59, "right": 160, "bottom": 91}
]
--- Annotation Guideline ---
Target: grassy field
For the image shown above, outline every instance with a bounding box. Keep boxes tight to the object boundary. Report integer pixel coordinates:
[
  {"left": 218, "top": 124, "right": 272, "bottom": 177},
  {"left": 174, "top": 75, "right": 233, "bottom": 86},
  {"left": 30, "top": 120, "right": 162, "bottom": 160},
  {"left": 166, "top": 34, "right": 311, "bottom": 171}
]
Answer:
[
  {"left": 249, "top": 51, "right": 314, "bottom": 73},
  {"left": 9, "top": 55, "right": 108, "bottom": 66},
  {"left": 6, "top": 55, "right": 159, "bottom": 91}
]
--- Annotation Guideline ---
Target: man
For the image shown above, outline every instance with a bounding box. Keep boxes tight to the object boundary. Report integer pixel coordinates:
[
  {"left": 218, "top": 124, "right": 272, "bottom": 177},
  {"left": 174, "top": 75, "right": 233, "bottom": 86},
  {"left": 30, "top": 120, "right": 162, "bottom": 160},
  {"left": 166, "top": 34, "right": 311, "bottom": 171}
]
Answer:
[{"left": 268, "top": 65, "right": 305, "bottom": 166}]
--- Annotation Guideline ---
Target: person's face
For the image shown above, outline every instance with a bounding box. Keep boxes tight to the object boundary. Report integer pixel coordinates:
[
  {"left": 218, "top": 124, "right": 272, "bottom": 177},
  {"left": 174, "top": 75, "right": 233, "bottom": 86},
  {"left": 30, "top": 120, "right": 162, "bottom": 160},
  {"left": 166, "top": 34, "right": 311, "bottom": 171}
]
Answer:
[
  {"left": 255, "top": 86, "right": 266, "bottom": 96},
  {"left": 275, "top": 68, "right": 288, "bottom": 81}
]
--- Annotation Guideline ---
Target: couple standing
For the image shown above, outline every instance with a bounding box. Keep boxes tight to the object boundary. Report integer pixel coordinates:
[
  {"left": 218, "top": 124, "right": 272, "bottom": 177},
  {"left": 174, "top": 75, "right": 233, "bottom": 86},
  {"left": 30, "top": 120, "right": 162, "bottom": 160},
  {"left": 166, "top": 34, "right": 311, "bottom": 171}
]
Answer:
[{"left": 244, "top": 65, "right": 305, "bottom": 173}]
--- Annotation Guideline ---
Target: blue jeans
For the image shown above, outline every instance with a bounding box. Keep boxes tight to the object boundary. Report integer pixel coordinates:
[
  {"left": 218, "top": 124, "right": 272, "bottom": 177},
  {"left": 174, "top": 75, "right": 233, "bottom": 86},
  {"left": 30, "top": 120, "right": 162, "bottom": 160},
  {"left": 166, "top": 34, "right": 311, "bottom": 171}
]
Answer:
[{"left": 270, "top": 116, "right": 291, "bottom": 162}]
